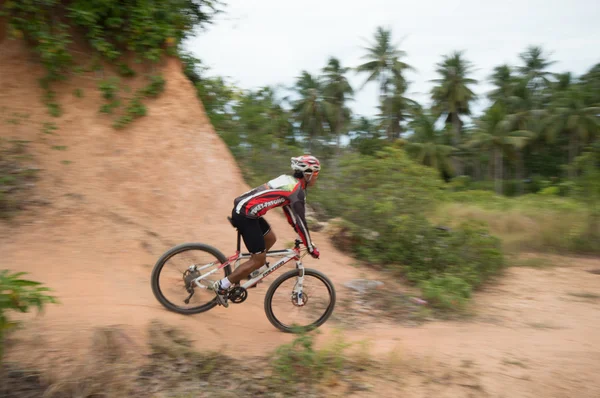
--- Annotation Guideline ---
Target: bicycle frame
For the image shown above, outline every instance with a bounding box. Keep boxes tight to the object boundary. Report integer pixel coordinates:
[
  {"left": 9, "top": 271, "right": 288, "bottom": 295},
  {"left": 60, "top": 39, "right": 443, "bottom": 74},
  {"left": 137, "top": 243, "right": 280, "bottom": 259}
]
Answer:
[{"left": 189, "top": 228, "right": 308, "bottom": 299}]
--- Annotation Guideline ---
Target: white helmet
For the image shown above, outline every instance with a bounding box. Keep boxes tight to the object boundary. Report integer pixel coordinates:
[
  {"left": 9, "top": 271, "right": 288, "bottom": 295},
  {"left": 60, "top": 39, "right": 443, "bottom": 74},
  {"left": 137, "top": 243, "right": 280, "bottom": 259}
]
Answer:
[{"left": 291, "top": 155, "right": 321, "bottom": 175}]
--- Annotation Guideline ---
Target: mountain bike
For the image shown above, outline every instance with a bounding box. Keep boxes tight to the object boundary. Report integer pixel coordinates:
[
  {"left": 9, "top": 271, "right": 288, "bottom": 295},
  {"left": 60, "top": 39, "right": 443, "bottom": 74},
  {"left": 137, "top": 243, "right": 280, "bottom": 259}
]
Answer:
[{"left": 150, "top": 216, "right": 336, "bottom": 333}]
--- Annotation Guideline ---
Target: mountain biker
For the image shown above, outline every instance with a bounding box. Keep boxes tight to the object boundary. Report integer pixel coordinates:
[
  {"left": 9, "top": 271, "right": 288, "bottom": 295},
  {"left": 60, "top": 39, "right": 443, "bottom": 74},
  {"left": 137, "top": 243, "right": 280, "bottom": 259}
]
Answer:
[{"left": 211, "top": 155, "right": 321, "bottom": 307}]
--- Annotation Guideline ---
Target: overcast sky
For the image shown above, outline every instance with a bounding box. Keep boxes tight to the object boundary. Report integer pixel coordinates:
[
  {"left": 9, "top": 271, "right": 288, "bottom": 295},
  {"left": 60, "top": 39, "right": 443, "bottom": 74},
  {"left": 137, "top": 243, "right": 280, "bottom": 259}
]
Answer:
[{"left": 185, "top": 0, "right": 600, "bottom": 119}]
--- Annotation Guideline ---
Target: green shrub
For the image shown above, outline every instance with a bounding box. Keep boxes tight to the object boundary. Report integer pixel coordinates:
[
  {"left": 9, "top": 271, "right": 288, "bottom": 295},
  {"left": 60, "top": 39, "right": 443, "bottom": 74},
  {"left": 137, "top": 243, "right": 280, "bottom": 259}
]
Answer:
[
  {"left": 313, "top": 147, "right": 444, "bottom": 229},
  {"left": 420, "top": 275, "right": 472, "bottom": 311},
  {"left": 538, "top": 186, "right": 559, "bottom": 196},
  {"left": 2, "top": 0, "right": 221, "bottom": 121},
  {"left": 437, "top": 176, "right": 600, "bottom": 255},
  {"left": 140, "top": 75, "right": 166, "bottom": 98},
  {"left": 270, "top": 330, "right": 351, "bottom": 390},
  {"left": 310, "top": 148, "right": 505, "bottom": 312},
  {"left": 98, "top": 77, "right": 120, "bottom": 101},
  {"left": 0, "top": 270, "right": 58, "bottom": 359}
]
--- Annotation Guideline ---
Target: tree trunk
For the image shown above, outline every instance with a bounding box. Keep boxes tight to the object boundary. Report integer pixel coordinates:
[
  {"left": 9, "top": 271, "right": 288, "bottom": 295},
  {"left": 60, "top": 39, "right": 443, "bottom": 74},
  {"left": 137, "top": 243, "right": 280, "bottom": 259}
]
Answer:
[
  {"left": 516, "top": 150, "right": 524, "bottom": 195},
  {"left": 451, "top": 112, "right": 461, "bottom": 146},
  {"left": 336, "top": 106, "right": 344, "bottom": 155},
  {"left": 380, "top": 74, "right": 392, "bottom": 142},
  {"left": 474, "top": 156, "right": 481, "bottom": 180},
  {"left": 451, "top": 113, "right": 463, "bottom": 176},
  {"left": 568, "top": 132, "right": 577, "bottom": 178},
  {"left": 495, "top": 147, "right": 503, "bottom": 195}
]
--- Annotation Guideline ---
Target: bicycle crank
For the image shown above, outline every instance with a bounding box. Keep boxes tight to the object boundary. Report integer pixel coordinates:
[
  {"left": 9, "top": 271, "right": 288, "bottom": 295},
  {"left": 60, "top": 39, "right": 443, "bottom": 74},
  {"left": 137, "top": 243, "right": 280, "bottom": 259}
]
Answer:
[{"left": 229, "top": 286, "right": 248, "bottom": 304}]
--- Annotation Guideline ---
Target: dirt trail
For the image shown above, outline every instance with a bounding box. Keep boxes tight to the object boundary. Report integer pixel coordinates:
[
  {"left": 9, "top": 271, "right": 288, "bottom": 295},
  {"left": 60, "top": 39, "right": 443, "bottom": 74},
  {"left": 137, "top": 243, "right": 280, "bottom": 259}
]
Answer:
[{"left": 2, "top": 36, "right": 600, "bottom": 397}]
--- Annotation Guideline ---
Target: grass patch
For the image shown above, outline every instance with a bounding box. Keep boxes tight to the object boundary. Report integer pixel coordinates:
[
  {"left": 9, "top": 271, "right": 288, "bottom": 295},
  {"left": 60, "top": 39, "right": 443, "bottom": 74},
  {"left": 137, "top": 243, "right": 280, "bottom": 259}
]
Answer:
[
  {"left": 433, "top": 192, "right": 599, "bottom": 255},
  {"left": 509, "top": 255, "right": 556, "bottom": 269},
  {"left": 270, "top": 329, "right": 350, "bottom": 391},
  {"left": 42, "top": 122, "right": 58, "bottom": 135}
]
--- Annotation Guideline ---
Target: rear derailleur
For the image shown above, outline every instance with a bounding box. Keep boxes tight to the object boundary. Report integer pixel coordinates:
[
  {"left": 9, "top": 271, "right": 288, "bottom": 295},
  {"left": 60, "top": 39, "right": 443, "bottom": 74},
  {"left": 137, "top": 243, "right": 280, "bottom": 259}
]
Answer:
[{"left": 182, "top": 267, "right": 201, "bottom": 304}]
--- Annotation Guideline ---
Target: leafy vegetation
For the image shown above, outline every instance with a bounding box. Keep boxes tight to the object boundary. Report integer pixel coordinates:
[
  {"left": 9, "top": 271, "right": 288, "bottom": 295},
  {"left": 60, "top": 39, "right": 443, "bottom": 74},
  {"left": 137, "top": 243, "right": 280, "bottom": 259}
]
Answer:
[
  {"left": 270, "top": 329, "right": 351, "bottom": 391},
  {"left": 311, "top": 149, "right": 504, "bottom": 309},
  {"left": 1, "top": 0, "right": 222, "bottom": 124},
  {"left": 0, "top": 270, "right": 57, "bottom": 360}
]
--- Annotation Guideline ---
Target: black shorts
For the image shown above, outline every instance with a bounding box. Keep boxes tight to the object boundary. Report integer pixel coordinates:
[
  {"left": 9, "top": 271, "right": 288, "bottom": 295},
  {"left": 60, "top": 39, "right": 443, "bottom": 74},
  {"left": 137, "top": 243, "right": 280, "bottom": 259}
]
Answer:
[{"left": 230, "top": 209, "right": 271, "bottom": 254}]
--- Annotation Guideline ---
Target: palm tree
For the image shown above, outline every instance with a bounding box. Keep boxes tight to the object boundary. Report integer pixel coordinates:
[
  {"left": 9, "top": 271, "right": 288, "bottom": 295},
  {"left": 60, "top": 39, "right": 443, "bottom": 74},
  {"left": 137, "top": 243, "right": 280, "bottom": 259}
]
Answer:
[
  {"left": 430, "top": 50, "right": 478, "bottom": 174},
  {"left": 517, "top": 45, "right": 556, "bottom": 107},
  {"left": 468, "top": 104, "right": 533, "bottom": 194},
  {"left": 406, "top": 108, "right": 456, "bottom": 178},
  {"left": 349, "top": 116, "right": 386, "bottom": 156},
  {"left": 377, "top": 74, "right": 419, "bottom": 140},
  {"left": 258, "top": 86, "right": 294, "bottom": 144},
  {"left": 580, "top": 63, "right": 600, "bottom": 107},
  {"left": 356, "top": 26, "right": 413, "bottom": 141},
  {"left": 500, "top": 77, "right": 550, "bottom": 191},
  {"left": 322, "top": 57, "right": 354, "bottom": 150},
  {"left": 291, "top": 71, "right": 328, "bottom": 152},
  {"left": 546, "top": 84, "right": 600, "bottom": 177},
  {"left": 489, "top": 64, "right": 516, "bottom": 109}
]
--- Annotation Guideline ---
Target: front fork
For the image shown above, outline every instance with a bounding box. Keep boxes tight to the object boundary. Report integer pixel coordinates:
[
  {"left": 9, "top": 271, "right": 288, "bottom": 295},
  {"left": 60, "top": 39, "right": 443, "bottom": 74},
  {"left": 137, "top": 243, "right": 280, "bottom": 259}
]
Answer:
[{"left": 293, "top": 258, "right": 305, "bottom": 306}]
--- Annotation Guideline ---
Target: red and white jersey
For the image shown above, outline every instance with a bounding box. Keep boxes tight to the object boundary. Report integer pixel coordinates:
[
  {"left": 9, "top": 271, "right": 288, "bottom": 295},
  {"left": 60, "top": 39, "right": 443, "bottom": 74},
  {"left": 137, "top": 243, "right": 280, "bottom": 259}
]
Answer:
[{"left": 233, "top": 174, "right": 314, "bottom": 250}]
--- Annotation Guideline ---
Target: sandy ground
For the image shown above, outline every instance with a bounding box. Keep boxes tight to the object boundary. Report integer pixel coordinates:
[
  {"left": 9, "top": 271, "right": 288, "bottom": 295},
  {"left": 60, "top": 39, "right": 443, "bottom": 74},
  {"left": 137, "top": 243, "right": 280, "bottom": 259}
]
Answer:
[{"left": 2, "top": 36, "right": 600, "bottom": 397}]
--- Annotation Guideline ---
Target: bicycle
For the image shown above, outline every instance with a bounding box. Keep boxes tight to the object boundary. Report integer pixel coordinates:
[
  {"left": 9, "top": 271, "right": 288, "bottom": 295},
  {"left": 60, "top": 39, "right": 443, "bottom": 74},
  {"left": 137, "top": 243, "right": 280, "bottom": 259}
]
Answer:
[{"left": 150, "top": 216, "right": 337, "bottom": 333}]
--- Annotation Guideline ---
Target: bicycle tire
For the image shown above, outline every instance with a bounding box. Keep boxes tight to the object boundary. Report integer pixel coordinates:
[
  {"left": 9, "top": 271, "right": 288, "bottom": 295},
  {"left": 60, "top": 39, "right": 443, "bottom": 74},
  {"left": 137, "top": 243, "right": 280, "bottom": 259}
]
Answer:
[
  {"left": 264, "top": 268, "right": 336, "bottom": 333},
  {"left": 151, "top": 242, "right": 231, "bottom": 315}
]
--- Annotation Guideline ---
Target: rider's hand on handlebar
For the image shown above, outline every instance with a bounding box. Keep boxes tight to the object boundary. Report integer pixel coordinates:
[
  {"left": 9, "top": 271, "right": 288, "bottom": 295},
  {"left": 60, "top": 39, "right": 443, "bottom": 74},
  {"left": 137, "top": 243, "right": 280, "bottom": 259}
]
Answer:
[{"left": 309, "top": 246, "right": 320, "bottom": 259}]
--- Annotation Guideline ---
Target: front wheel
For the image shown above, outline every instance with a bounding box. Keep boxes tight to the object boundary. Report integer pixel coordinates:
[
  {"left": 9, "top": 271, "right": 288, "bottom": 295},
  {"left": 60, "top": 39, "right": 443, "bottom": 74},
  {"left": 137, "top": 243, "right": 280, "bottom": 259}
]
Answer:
[{"left": 264, "top": 268, "right": 336, "bottom": 333}]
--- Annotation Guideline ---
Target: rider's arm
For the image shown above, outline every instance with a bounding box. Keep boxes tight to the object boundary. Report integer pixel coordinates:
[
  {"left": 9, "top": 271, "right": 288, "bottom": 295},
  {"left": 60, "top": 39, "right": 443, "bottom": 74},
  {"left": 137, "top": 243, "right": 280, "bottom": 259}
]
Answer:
[
  {"left": 282, "top": 205, "right": 295, "bottom": 228},
  {"left": 290, "top": 197, "right": 315, "bottom": 252}
]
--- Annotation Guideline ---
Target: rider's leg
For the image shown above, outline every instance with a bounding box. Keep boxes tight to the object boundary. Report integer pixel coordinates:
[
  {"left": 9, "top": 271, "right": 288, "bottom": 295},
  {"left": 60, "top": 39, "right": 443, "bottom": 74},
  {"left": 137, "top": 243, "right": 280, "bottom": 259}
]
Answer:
[
  {"left": 264, "top": 229, "right": 276, "bottom": 251},
  {"left": 213, "top": 213, "right": 266, "bottom": 295},
  {"left": 213, "top": 250, "right": 266, "bottom": 308},
  {"left": 243, "top": 220, "right": 276, "bottom": 282},
  {"left": 226, "top": 251, "right": 267, "bottom": 284}
]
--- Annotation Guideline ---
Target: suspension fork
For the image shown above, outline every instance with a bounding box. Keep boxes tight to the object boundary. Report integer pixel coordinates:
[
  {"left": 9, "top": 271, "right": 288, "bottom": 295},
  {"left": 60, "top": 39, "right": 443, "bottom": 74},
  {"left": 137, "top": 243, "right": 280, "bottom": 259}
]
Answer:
[{"left": 293, "top": 257, "right": 306, "bottom": 305}]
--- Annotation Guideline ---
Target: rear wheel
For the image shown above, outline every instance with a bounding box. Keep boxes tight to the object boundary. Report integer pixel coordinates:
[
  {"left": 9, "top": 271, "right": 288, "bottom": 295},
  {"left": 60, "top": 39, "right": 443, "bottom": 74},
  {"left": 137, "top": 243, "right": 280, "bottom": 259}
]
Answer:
[
  {"left": 151, "top": 243, "right": 231, "bottom": 315},
  {"left": 264, "top": 268, "right": 336, "bottom": 333}
]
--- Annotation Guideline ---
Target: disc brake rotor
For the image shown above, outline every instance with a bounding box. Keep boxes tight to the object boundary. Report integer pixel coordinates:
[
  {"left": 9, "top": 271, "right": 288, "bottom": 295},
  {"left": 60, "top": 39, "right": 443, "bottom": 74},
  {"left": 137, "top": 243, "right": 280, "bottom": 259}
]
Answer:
[{"left": 291, "top": 291, "right": 308, "bottom": 307}]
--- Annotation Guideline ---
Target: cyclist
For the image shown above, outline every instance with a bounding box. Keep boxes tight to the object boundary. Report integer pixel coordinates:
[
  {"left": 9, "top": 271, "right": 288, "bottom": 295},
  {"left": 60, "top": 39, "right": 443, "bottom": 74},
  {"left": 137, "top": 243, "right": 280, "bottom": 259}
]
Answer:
[{"left": 211, "top": 155, "right": 322, "bottom": 307}]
